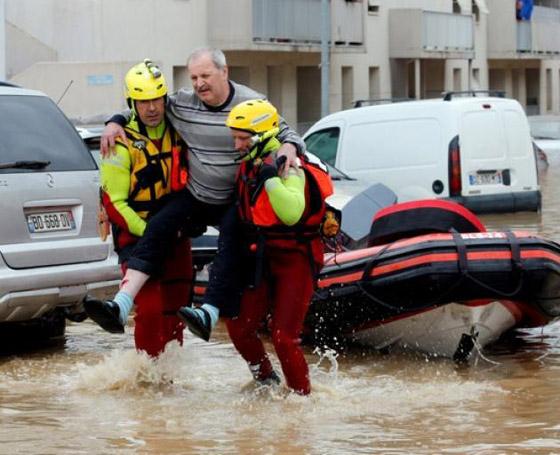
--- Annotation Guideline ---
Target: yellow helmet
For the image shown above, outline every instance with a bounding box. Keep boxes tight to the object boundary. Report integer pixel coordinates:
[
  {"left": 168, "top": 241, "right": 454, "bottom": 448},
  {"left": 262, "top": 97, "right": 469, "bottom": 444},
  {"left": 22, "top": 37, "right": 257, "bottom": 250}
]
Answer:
[
  {"left": 124, "top": 59, "right": 167, "bottom": 101},
  {"left": 226, "top": 99, "right": 279, "bottom": 134}
]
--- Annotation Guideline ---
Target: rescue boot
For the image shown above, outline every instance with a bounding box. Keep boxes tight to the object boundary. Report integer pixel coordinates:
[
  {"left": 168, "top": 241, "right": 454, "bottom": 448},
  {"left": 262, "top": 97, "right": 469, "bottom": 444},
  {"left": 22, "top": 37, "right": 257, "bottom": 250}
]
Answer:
[
  {"left": 177, "top": 306, "right": 211, "bottom": 342},
  {"left": 249, "top": 363, "right": 281, "bottom": 386},
  {"left": 255, "top": 369, "right": 281, "bottom": 386},
  {"left": 84, "top": 295, "right": 125, "bottom": 334}
]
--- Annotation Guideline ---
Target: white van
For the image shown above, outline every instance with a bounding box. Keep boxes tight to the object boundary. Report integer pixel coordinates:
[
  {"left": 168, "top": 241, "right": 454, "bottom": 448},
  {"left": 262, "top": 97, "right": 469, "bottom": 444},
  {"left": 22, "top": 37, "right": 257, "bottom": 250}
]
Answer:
[{"left": 303, "top": 93, "right": 541, "bottom": 213}]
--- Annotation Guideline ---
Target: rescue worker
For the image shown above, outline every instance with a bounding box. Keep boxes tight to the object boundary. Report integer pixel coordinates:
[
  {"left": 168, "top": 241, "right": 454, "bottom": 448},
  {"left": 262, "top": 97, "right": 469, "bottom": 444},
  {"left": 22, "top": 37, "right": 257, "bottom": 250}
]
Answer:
[
  {"left": 217, "top": 99, "right": 333, "bottom": 395},
  {"left": 84, "top": 60, "right": 191, "bottom": 357}
]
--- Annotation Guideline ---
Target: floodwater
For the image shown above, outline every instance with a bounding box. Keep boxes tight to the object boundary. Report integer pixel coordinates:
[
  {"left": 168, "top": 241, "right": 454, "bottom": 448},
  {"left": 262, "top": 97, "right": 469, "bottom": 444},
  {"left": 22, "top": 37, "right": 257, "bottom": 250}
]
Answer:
[{"left": 2, "top": 168, "right": 560, "bottom": 455}]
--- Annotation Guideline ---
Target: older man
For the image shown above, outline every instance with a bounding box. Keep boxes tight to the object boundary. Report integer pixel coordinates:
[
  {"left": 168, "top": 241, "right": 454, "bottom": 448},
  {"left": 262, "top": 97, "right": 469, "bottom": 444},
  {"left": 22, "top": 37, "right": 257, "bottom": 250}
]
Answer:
[{"left": 91, "top": 46, "right": 304, "bottom": 340}]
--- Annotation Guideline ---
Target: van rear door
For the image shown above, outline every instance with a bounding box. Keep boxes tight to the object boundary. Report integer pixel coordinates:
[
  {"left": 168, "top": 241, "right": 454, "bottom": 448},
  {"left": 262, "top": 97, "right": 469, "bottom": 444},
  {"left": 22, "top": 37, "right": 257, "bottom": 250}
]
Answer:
[
  {"left": 457, "top": 100, "right": 540, "bottom": 212},
  {"left": 460, "top": 105, "right": 510, "bottom": 195}
]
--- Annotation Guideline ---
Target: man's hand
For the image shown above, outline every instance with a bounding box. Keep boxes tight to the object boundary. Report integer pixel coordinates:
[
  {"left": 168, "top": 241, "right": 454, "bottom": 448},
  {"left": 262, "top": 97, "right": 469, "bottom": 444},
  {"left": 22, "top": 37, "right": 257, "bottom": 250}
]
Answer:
[
  {"left": 276, "top": 143, "right": 300, "bottom": 179},
  {"left": 100, "top": 122, "right": 127, "bottom": 158}
]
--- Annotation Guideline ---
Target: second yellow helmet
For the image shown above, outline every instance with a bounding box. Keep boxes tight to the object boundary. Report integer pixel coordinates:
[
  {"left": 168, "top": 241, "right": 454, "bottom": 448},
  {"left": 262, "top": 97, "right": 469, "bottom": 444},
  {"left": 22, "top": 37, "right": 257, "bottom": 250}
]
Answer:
[{"left": 226, "top": 99, "right": 279, "bottom": 134}]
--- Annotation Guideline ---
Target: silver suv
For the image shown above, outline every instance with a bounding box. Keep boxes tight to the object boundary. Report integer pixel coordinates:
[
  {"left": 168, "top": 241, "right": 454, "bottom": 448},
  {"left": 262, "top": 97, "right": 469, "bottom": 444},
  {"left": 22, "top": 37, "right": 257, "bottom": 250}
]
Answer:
[{"left": 0, "top": 84, "right": 121, "bottom": 340}]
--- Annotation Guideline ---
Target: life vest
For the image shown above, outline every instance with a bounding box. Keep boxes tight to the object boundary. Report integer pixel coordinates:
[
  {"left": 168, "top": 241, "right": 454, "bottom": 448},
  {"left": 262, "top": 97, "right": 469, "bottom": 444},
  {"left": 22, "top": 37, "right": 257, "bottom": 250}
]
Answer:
[
  {"left": 103, "top": 121, "right": 187, "bottom": 251},
  {"left": 113, "top": 123, "right": 186, "bottom": 219},
  {"left": 237, "top": 153, "right": 333, "bottom": 240}
]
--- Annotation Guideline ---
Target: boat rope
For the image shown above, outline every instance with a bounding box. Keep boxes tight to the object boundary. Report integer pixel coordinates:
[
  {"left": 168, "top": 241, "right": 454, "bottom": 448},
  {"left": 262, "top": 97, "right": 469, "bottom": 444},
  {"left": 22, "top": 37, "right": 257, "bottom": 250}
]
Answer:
[
  {"left": 355, "top": 241, "right": 442, "bottom": 313},
  {"left": 535, "top": 327, "right": 560, "bottom": 361},
  {"left": 451, "top": 230, "right": 526, "bottom": 299},
  {"left": 357, "top": 236, "right": 469, "bottom": 313},
  {"left": 472, "top": 336, "right": 501, "bottom": 366}
]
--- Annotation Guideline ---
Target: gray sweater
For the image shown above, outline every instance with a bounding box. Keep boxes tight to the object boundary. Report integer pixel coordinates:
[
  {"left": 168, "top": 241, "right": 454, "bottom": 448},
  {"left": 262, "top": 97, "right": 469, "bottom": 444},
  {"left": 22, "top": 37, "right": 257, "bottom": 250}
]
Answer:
[{"left": 118, "top": 81, "right": 304, "bottom": 205}]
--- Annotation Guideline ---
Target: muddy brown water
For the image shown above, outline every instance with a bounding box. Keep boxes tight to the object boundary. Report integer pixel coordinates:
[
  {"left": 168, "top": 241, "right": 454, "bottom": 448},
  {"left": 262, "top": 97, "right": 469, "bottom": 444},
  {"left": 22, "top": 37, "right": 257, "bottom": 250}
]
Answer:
[{"left": 2, "top": 167, "right": 560, "bottom": 455}]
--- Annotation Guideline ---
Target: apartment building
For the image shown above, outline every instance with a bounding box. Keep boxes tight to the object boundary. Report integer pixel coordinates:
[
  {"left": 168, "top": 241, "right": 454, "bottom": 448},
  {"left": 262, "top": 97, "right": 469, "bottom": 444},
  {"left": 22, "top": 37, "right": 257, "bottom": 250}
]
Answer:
[{"left": 3, "top": 0, "right": 559, "bottom": 131}]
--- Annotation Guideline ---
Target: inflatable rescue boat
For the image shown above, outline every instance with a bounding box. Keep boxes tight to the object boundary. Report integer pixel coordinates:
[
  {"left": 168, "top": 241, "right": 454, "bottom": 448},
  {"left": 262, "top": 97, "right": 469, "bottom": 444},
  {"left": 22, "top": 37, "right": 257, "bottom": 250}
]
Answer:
[
  {"left": 193, "top": 185, "right": 560, "bottom": 360},
  {"left": 307, "top": 197, "right": 560, "bottom": 359}
]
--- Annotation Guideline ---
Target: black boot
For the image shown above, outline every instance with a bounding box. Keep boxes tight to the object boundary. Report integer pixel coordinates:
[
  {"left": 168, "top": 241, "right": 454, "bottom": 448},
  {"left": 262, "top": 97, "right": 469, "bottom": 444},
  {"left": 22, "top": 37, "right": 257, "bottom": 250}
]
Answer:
[
  {"left": 84, "top": 295, "right": 124, "bottom": 334},
  {"left": 255, "top": 369, "right": 281, "bottom": 386},
  {"left": 177, "top": 306, "right": 211, "bottom": 341}
]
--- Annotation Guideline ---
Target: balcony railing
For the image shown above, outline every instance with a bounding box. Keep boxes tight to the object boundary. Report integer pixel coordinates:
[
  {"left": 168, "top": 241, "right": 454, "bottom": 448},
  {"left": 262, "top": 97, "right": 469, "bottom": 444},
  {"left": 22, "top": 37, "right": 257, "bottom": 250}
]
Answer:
[
  {"left": 253, "top": 0, "right": 322, "bottom": 44},
  {"left": 252, "top": 0, "right": 363, "bottom": 46},
  {"left": 423, "top": 11, "right": 474, "bottom": 52},
  {"left": 516, "top": 5, "right": 560, "bottom": 53},
  {"left": 517, "top": 20, "right": 532, "bottom": 51},
  {"left": 390, "top": 9, "right": 474, "bottom": 58}
]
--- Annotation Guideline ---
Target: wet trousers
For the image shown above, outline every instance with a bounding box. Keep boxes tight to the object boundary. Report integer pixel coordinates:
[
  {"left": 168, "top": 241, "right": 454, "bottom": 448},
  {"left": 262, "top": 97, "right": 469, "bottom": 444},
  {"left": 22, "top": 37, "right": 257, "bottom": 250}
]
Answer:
[
  {"left": 121, "top": 237, "right": 192, "bottom": 357},
  {"left": 126, "top": 189, "right": 244, "bottom": 317},
  {"left": 225, "top": 246, "right": 320, "bottom": 395}
]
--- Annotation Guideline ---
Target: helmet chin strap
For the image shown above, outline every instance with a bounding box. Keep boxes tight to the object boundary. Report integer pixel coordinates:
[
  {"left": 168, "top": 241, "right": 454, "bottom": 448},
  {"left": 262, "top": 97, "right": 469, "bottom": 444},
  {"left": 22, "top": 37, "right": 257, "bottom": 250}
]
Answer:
[{"left": 243, "top": 127, "right": 281, "bottom": 161}]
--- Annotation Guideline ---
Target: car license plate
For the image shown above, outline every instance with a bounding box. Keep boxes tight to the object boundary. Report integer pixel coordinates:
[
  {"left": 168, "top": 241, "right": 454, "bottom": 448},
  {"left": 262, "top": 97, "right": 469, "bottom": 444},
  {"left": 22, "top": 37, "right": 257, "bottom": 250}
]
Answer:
[
  {"left": 469, "top": 171, "right": 502, "bottom": 186},
  {"left": 27, "top": 211, "right": 76, "bottom": 233}
]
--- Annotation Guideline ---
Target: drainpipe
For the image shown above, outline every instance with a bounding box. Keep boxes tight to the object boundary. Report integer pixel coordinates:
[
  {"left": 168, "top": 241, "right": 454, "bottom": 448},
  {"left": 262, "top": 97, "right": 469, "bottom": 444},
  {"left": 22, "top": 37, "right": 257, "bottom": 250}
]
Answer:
[
  {"left": 0, "top": 0, "right": 5, "bottom": 81},
  {"left": 468, "top": 58, "right": 472, "bottom": 91},
  {"left": 415, "top": 59, "right": 421, "bottom": 99},
  {"left": 321, "top": 0, "right": 330, "bottom": 117}
]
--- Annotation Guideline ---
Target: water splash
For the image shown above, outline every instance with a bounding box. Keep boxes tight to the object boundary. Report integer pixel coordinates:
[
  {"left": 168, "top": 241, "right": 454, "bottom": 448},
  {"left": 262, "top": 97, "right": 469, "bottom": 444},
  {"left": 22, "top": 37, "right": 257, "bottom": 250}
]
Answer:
[
  {"left": 311, "top": 346, "right": 339, "bottom": 377},
  {"left": 71, "top": 341, "right": 186, "bottom": 392}
]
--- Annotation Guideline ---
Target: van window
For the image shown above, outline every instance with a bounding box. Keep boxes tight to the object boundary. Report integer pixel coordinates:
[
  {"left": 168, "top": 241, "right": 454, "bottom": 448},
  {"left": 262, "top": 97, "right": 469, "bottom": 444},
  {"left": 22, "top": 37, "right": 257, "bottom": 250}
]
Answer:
[
  {"left": 344, "top": 118, "right": 440, "bottom": 171},
  {"left": 460, "top": 110, "right": 506, "bottom": 159},
  {"left": 503, "top": 109, "right": 532, "bottom": 158},
  {"left": 304, "top": 127, "right": 340, "bottom": 166},
  {"left": 0, "top": 95, "right": 96, "bottom": 173}
]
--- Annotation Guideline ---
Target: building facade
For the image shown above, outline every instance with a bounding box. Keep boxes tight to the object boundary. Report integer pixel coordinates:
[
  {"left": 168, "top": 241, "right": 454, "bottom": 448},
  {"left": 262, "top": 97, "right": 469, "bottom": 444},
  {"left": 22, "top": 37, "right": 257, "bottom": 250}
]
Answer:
[{"left": 4, "top": 0, "right": 560, "bottom": 130}]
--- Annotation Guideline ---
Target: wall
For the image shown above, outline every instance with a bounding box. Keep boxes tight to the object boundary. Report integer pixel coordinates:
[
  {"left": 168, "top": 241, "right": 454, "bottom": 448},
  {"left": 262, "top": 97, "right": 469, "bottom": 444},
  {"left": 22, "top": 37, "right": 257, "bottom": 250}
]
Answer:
[
  {"left": 207, "top": 0, "right": 253, "bottom": 49},
  {"left": 11, "top": 61, "right": 133, "bottom": 122},
  {"left": 0, "top": 0, "right": 5, "bottom": 80},
  {"left": 6, "top": 21, "right": 57, "bottom": 79},
  {"left": 486, "top": 0, "right": 517, "bottom": 58},
  {"left": 5, "top": 0, "right": 209, "bottom": 92}
]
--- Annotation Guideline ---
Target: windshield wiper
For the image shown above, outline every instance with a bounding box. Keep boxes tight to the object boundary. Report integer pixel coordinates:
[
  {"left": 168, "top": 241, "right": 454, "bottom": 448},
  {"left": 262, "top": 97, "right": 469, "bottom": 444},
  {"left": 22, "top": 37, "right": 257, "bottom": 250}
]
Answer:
[
  {"left": 330, "top": 172, "right": 357, "bottom": 181},
  {"left": 0, "top": 160, "right": 51, "bottom": 170}
]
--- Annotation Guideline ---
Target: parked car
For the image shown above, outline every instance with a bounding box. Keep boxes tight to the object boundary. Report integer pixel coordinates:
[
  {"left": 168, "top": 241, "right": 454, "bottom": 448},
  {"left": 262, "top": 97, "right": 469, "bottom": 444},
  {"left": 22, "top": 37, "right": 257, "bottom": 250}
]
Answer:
[
  {"left": 76, "top": 125, "right": 103, "bottom": 165},
  {"left": 304, "top": 92, "right": 541, "bottom": 214},
  {"left": 528, "top": 115, "right": 560, "bottom": 166},
  {"left": 0, "top": 84, "right": 121, "bottom": 340},
  {"left": 533, "top": 140, "right": 549, "bottom": 171}
]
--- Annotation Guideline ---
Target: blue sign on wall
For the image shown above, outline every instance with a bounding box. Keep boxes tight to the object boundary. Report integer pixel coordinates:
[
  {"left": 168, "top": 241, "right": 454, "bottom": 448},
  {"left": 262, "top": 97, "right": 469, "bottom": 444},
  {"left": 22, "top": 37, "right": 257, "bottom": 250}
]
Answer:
[{"left": 87, "top": 75, "right": 115, "bottom": 86}]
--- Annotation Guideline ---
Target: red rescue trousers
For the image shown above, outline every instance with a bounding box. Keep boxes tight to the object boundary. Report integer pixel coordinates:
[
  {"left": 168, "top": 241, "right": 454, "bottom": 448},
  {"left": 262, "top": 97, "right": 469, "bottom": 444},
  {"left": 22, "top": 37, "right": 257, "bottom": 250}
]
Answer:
[
  {"left": 225, "top": 240, "right": 322, "bottom": 395},
  {"left": 122, "top": 237, "right": 192, "bottom": 357}
]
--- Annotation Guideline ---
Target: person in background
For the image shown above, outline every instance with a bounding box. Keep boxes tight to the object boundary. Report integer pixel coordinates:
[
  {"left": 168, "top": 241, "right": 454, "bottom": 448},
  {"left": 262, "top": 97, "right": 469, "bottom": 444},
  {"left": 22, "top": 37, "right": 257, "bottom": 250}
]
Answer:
[
  {"left": 516, "top": 0, "right": 533, "bottom": 20},
  {"left": 92, "top": 46, "right": 305, "bottom": 341},
  {"left": 85, "top": 60, "right": 191, "bottom": 357},
  {"left": 217, "top": 99, "right": 333, "bottom": 395}
]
